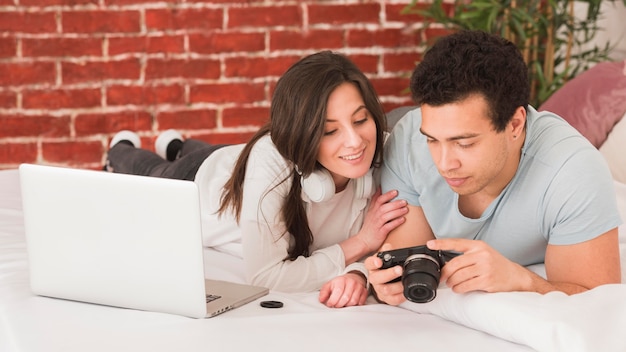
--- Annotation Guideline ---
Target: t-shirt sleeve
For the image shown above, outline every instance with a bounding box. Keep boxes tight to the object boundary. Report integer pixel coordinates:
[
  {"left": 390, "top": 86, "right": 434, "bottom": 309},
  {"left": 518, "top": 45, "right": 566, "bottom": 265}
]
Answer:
[
  {"left": 381, "top": 109, "right": 422, "bottom": 206},
  {"left": 543, "top": 147, "right": 622, "bottom": 245}
]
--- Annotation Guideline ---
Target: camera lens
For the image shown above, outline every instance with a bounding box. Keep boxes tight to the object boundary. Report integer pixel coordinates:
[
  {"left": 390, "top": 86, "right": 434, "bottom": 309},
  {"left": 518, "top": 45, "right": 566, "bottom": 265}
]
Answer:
[
  {"left": 403, "top": 272, "right": 438, "bottom": 303},
  {"left": 402, "top": 254, "right": 440, "bottom": 303}
]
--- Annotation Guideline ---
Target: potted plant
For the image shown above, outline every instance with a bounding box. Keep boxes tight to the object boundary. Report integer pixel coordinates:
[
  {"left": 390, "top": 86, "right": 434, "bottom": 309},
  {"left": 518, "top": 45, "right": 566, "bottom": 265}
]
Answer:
[{"left": 404, "top": 0, "right": 626, "bottom": 107}]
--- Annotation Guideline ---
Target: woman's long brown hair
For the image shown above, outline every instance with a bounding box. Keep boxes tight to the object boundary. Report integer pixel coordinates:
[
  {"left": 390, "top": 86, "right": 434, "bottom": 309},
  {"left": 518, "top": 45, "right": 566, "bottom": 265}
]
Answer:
[{"left": 218, "top": 51, "right": 387, "bottom": 260}]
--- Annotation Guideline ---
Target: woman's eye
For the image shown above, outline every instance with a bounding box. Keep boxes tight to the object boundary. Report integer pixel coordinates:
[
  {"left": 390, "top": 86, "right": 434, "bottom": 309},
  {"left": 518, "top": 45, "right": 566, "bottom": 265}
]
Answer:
[
  {"left": 324, "top": 129, "right": 337, "bottom": 136},
  {"left": 354, "top": 117, "right": 368, "bottom": 125}
]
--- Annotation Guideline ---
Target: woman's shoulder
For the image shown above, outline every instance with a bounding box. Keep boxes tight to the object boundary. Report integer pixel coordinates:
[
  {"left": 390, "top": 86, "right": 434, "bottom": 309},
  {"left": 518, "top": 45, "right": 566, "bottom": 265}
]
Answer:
[
  {"left": 249, "top": 134, "right": 287, "bottom": 163},
  {"left": 242, "top": 135, "right": 293, "bottom": 180},
  {"left": 251, "top": 134, "right": 277, "bottom": 151},
  {"left": 251, "top": 134, "right": 272, "bottom": 147}
]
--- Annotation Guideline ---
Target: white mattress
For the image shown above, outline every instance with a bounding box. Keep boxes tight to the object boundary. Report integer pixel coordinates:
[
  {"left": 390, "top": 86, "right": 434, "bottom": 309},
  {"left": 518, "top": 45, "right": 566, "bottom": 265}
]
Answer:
[{"left": 2, "top": 168, "right": 625, "bottom": 352}]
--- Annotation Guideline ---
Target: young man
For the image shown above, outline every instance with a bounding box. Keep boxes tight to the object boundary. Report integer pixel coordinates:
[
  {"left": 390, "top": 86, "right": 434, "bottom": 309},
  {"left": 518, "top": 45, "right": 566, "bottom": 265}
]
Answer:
[{"left": 366, "top": 30, "right": 622, "bottom": 305}]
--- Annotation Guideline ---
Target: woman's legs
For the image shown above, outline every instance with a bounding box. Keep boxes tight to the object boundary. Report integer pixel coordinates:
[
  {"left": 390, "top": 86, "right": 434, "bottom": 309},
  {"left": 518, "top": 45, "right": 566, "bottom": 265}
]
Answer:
[
  {"left": 160, "top": 140, "right": 226, "bottom": 180},
  {"left": 106, "top": 142, "right": 174, "bottom": 177},
  {"left": 105, "top": 131, "right": 226, "bottom": 181}
]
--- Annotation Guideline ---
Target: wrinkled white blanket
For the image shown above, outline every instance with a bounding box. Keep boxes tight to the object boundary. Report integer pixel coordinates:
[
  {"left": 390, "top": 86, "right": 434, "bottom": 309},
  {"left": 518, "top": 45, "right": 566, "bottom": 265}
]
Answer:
[{"left": 400, "top": 283, "right": 626, "bottom": 352}]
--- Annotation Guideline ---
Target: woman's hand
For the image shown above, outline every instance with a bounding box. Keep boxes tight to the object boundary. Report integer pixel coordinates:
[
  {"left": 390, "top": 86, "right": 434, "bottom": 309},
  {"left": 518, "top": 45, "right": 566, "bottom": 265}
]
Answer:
[
  {"left": 318, "top": 271, "right": 368, "bottom": 308},
  {"left": 356, "top": 188, "right": 408, "bottom": 253}
]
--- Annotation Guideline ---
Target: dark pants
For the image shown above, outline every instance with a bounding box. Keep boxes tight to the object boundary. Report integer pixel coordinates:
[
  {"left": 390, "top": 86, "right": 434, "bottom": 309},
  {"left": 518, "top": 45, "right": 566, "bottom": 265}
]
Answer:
[{"left": 106, "top": 139, "right": 226, "bottom": 181}]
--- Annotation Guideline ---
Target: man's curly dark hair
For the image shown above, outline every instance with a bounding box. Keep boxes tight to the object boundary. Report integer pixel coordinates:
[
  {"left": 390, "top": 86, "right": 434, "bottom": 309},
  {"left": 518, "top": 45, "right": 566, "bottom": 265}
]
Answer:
[{"left": 410, "top": 30, "right": 530, "bottom": 132}]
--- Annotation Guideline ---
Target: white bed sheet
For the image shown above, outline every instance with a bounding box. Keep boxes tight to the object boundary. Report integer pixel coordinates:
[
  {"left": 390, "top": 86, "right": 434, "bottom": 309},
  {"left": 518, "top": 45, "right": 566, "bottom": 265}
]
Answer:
[
  {"left": 1, "top": 168, "right": 625, "bottom": 352},
  {"left": 0, "top": 169, "right": 533, "bottom": 352}
]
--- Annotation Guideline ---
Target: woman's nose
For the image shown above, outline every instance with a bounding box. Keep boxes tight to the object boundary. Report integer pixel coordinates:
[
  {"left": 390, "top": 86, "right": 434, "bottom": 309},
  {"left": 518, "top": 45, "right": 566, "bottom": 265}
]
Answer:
[{"left": 343, "top": 127, "right": 362, "bottom": 147}]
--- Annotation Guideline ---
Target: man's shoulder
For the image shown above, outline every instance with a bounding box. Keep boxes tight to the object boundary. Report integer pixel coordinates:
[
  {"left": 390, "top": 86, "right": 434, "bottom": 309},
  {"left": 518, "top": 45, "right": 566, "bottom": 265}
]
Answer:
[
  {"left": 386, "top": 107, "right": 424, "bottom": 152},
  {"left": 520, "top": 108, "right": 613, "bottom": 196},
  {"left": 391, "top": 106, "right": 422, "bottom": 133},
  {"left": 525, "top": 107, "right": 597, "bottom": 162},
  {"left": 386, "top": 105, "right": 417, "bottom": 130}
]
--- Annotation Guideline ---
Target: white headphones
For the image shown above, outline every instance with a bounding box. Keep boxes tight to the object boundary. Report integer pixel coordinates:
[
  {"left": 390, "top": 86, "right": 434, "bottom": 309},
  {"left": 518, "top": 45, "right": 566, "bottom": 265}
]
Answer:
[{"left": 301, "top": 168, "right": 375, "bottom": 203}]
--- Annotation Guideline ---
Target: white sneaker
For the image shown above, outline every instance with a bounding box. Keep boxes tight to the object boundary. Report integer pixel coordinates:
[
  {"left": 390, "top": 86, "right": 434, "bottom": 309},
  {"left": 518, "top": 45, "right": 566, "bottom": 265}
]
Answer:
[
  {"left": 109, "top": 130, "right": 141, "bottom": 149},
  {"left": 155, "top": 129, "right": 184, "bottom": 161}
]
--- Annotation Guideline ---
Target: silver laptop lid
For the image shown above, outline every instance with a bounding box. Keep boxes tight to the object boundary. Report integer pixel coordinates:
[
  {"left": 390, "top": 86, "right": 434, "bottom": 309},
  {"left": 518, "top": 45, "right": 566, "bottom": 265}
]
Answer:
[{"left": 20, "top": 164, "right": 208, "bottom": 318}]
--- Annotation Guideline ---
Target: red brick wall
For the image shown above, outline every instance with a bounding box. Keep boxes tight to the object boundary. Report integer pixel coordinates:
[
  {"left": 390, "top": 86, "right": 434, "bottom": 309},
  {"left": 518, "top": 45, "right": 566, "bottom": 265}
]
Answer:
[{"left": 0, "top": 0, "right": 428, "bottom": 170}]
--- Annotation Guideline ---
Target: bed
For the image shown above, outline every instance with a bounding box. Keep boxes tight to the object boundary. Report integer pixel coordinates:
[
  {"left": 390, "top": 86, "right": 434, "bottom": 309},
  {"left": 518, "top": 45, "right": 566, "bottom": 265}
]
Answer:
[
  {"left": 0, "top": 168, "right": 539, "bottom": 352},
  {"left": 2, "top": 61, "right": 626, "bottom": 352}
]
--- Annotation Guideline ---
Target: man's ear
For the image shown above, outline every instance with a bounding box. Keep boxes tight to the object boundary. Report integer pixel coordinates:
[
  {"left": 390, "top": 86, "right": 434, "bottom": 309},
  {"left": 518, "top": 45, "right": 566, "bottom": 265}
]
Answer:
[{"left": 510, "top": 106, "right": 527, "bottom": 137}]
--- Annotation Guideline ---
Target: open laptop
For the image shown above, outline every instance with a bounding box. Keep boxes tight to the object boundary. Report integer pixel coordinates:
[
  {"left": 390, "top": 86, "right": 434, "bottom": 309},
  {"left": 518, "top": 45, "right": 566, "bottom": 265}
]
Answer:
[{"left": 19, "top": 163, "right": 268, "bottom": 318}]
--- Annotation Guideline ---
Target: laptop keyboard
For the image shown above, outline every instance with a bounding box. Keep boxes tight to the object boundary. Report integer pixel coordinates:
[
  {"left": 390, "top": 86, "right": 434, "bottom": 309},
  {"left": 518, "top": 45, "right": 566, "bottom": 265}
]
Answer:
[{"left": 206, "top": 294, "right": 222, "bottom": 303}]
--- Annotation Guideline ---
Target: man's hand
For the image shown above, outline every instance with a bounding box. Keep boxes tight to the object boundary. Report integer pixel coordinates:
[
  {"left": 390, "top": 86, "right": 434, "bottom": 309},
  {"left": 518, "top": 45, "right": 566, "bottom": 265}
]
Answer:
[
  {"left": 364, "top": 244, "right": 406, "bottom": 305},
  {"left": 433, "top": 228, "right": 620, "bottom": 295},
  {"left": 428, "top": 238, "right": 535, "bottom": 293}
]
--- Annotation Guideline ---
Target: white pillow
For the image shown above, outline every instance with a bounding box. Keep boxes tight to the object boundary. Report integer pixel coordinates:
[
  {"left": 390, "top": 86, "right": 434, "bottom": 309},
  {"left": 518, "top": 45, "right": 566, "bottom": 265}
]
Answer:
[
  {"left": 599, "top": 112, "right": 626, "bottom": 183},
  {"left": 400, "top": 284, "right": 626, "bottom": 352}
]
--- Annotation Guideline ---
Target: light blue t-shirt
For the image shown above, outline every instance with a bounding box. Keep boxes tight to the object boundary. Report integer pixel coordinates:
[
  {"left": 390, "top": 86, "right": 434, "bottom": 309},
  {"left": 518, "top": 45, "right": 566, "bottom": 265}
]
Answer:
[{"left": 382, "top": 106, "right": 622, "bottom": 266}]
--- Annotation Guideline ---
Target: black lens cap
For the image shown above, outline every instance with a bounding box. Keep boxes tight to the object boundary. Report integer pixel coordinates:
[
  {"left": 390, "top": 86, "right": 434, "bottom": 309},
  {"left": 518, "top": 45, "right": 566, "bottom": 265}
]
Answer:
[{"left": 260, "top": 300, "right": 283, "bottom": 309}]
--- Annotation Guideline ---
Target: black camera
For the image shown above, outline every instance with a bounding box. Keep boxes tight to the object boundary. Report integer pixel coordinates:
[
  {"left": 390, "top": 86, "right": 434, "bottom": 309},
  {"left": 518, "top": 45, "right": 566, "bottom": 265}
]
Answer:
[{"left": 377, "top": 245, "right": 461, "bottom": 303}]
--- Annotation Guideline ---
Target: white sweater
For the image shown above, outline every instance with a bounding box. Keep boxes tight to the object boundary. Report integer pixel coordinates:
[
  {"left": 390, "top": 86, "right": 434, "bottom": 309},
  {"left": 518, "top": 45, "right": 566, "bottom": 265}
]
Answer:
[{"left": 194, "top": 135, "right": 370, "bottom": 292}]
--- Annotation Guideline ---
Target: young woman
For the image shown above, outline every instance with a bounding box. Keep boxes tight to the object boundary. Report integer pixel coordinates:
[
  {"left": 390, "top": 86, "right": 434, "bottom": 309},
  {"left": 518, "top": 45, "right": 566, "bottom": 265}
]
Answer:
[{"left": 105, "top": 51, "right": 408, "bottom": 308}]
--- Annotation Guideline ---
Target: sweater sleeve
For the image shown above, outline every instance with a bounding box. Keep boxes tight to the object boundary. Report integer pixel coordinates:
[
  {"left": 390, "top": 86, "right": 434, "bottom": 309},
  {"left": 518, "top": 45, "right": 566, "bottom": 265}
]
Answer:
[{"left": 239, "top": 137, "right": 349, "bottom": 292}]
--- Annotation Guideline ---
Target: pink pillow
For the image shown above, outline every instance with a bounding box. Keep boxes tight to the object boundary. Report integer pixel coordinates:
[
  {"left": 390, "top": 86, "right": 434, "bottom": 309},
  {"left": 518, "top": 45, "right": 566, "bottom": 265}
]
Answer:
[
  {"left": 539, "top": 60, "right": 626, "bottom": 148},
  {"left": 599, "top": 112, "right": 626, "bottom": 183}
]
